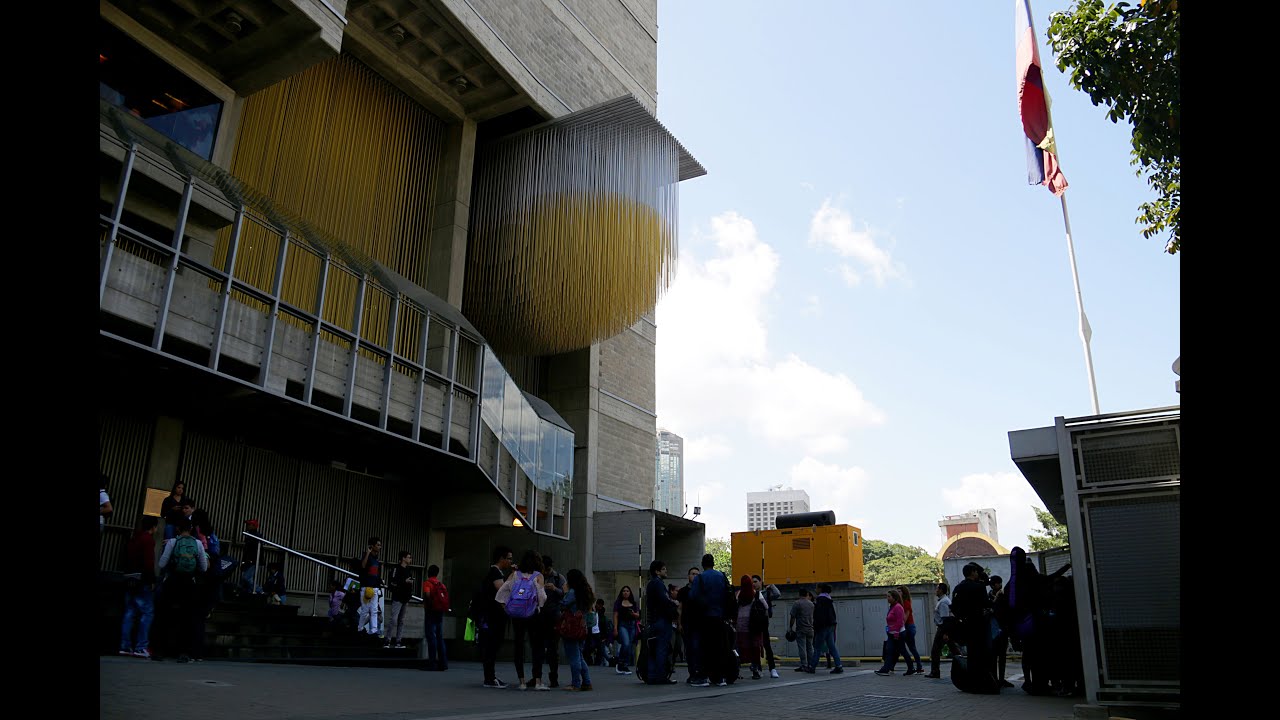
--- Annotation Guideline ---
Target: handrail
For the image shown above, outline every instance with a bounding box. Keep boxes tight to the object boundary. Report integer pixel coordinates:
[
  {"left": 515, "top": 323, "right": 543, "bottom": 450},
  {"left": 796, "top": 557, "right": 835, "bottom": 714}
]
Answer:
[{"left": 241, "top": 531, "right": 422, "bottom": 617}]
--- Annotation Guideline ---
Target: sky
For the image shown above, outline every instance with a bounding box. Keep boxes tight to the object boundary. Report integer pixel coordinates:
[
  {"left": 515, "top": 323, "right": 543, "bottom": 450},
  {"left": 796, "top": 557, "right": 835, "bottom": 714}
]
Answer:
[{"left": 651, "top": 0, "right": 1180, "bottom": 555}]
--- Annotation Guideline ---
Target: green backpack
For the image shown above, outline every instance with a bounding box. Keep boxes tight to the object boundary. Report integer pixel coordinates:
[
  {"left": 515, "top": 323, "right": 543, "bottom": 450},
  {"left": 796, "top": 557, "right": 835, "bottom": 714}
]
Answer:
[{"left": 172, "top": 535, "right": 200, "bottom": 575}]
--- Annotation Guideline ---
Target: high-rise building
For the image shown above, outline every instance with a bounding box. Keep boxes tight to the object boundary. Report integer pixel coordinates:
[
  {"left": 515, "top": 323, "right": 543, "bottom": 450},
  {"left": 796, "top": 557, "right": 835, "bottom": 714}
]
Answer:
[
  {"left": 746, "top": 488, "right": 811, "bottom": 531},
  {"left": 97, "top": 0, "right": 705, "bottom": 611},
  {"left": 654, "top": 429, "right": 684, "bottom": 515}
]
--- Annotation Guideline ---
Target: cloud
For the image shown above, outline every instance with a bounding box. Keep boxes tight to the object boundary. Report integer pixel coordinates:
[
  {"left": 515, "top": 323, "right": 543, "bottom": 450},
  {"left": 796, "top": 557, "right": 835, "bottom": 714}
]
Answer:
[
  {"left": 788, "top": 457, "right": 871, "bottom": 522},
  {"left": 656, "top": 211, "right": 886, "bottom": 456},
  {"left": 801, "top": 294, "right": 822, "bottom": 316},
  {"left": 808, "top": 199, "right": 903, "bottom": 286},
  {"left": 800, "top": 181, "right": 815, "bottom": 190},
  {"left": 684, "top": 434, "right": 733, "bottom": 463},
  {"left": 940, "top": 471, "right": 1050, "bottom": 552}
]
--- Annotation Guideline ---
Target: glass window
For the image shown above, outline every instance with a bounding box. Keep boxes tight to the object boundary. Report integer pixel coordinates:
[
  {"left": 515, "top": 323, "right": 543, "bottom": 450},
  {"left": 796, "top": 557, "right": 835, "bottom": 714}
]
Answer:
[{"left": 100, "top": 20, "right": 222, "bottom": 160}]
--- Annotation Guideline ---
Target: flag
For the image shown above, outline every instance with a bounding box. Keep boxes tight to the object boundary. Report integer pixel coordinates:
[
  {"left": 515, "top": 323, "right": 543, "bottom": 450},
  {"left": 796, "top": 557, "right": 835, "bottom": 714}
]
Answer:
[{"left": 1016, "top": 0, "right": 1068, "bottom": 196}]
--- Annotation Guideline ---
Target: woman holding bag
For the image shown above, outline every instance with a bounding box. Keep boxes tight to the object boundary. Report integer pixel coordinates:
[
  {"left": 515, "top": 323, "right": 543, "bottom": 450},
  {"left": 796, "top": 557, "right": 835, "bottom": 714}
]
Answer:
[
  {"left": 874, "top": 588, "right": 908, "bottom": 676},
  {"left": 560, "top": 569, "right": 596, "bottom": 691}
]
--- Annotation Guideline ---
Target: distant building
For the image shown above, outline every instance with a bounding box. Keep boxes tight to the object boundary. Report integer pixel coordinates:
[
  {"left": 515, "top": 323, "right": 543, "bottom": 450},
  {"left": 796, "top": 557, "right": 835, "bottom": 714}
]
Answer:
[
  {"left": 655, "top": 429, "right": 684, "bottom": 515},
  {"left": 746, "top": 488, "right": 811, "bottom": 531},
  {"left": 938, "top": 508, "right": 999, "bottom": 544}
]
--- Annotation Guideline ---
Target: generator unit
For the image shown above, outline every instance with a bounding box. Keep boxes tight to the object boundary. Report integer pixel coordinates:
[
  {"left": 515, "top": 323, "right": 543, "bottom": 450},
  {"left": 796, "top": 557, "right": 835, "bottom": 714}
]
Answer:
[{"left": 731, "top": 512, "right": 863, "bottom": 586}]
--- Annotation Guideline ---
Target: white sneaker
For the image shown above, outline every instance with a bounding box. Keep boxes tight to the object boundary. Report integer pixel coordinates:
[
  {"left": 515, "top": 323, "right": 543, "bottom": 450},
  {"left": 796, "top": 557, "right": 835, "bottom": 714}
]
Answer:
[
  {"left": 770, "top": 669, "right": 780, "bottom": 678},
  {"left": 533, "top": 681, "right": 550, "bottom": 691}
]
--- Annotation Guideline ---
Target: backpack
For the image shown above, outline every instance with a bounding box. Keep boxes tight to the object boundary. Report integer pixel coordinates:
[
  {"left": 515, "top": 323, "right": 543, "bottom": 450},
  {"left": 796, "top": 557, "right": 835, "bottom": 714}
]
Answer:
[
  {"left": 425, "top": 578, "right": 450, "bottom": 612},
  {"left": 504, "top": 571, "right": 540, "bottom": 619},
  {"left": 172, "top": 535, "right": 200, "bottom": 575}
]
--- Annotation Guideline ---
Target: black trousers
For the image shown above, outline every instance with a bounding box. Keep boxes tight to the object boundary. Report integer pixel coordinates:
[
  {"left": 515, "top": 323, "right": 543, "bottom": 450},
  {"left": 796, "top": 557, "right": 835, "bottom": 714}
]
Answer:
[
  {"left": 697, "top": 618, "right": 728, "bottom": 683},
  {"left": 929, "top": 621, "right": 961, "bottom": 675},
  {"left": 480, "top": 614, "right": 508, "bottom": 683}
]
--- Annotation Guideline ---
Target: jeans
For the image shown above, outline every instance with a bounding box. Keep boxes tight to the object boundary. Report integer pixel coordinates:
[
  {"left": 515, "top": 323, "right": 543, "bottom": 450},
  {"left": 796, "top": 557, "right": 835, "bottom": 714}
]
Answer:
[
  {"left": 511, "top": 615, "right": 547, "bottom": 682},
  {"left": 563, "top": 638, "right": 592, "bottom": 688},
  {"left": 899, "top": 623, "right": 923, "bottom": 669},
  {"left": 424, "top": 610, "right": 447, "bottom": 667},
  {"left": 387, "top": 600, "right": 408, "bottom": 643},
  {"left": 120, "top": 584, "right": 155, "bottom": 652},
  {"left": 880, "top": 632, "right": 907, "bottom": 671},
  {"left": 616, "top": 622, "right": 635, "bottom": 670},
  {"left": 795, "top": 632, "right": 814, "bottom": 669},
  {"left": 646, "top": 618, "right": 673, "bottom": 683},
  {"left": 812, "top": 626, "right": 842, "bottom": 669}
]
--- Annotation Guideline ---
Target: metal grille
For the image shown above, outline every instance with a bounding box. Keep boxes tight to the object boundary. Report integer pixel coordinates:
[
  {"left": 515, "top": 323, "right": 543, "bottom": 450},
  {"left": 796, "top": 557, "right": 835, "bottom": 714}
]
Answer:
[
  {"left": 801, "top": 696, "right": 933, "bottom": 717},
  {"left": 178, "top": 430, "right": 248, "bottom": 540},
  {"left": 99, "top": 410, "right": 155, "bottom": 534},
  {"left": 1078, "top": 427, "right": 1179, "bottom": 486},
  {"left": 1086, "top": 493, "right": 1180, "bottom": 684},
  {"left": 792, "top": 538, "right": 812, "bottom": 550}
]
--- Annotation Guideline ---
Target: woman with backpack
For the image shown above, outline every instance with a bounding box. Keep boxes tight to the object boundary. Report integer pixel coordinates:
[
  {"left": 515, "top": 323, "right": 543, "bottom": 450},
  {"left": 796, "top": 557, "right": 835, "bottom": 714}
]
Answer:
[
  {"left": 495, "top": 550, "right": 548, "bottom": 690},
  {"left": 157, "top": 518, "right": 208, "bottom": 663}
]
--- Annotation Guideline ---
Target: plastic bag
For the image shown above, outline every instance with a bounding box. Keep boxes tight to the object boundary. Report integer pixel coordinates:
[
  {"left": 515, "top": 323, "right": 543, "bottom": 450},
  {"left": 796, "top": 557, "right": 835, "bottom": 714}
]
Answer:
[{"left": 464, "top": 617, "right": 477, "bottom": 642}]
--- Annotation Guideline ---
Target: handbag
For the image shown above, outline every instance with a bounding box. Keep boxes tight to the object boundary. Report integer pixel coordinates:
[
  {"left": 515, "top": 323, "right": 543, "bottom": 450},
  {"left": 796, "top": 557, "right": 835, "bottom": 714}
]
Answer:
[
  {"left": 556, "top": 607, "right": 588, "bottom": 640},
  {"left": 464, "top": 617, "right": 477, "bottom": 642}
]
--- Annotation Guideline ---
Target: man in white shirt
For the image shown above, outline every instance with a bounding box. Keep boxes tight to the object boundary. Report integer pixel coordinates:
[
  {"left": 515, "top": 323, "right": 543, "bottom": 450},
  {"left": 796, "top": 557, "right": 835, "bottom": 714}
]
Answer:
[{"left": 924, "top": 582, "right": 962, "bottom": 678}]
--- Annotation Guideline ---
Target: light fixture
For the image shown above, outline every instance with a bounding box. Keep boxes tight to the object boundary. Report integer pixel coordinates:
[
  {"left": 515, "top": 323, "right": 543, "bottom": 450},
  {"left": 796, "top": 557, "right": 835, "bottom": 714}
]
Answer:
[
  {"left": 389, "top": 25, "right": 406, "bottom": 43},
  {"left": 451, "top": 76, "right": 470, "bottom": 94},
  {"left": 224, "top": 12, "right": 243, "bottom": 34},
  {"left": 512, "top": 517, "right": 524, "bottom": 527},
  {"left": 692, "top": 506, "right": 702, "bottom": 518}
]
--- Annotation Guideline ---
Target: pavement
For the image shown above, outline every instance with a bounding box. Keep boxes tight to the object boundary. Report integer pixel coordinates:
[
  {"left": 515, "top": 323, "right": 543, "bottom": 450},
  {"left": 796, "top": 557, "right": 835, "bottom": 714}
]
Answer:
[{"left": 99, "top": 655, "right": 1112, "bottom": 720}]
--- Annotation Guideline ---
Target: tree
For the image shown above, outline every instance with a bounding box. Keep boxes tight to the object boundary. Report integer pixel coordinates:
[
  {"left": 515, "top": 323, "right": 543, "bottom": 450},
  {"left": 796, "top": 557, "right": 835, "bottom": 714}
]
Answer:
[
  {"left": 861, "top": 539, "right": 945, "bottom": 586},
  {"left": 1027, "top": 506, "right": 1070, "bottom": 550},
  {"left": 1047, "top": 0, "right": 1179, "bottom": 253},
  {"left": 705, "top": 537, "right": 732, "bottom": 573}
]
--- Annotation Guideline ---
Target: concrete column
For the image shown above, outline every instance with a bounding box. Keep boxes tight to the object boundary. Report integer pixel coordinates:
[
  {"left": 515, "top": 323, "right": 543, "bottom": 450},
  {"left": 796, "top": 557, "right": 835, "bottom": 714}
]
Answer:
[{"left": 425, "top": 119, "right": 477, "bottom": 308}]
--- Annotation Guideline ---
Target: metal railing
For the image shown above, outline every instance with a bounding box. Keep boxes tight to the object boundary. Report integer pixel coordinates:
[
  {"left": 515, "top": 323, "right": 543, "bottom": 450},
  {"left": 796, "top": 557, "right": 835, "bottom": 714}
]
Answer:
[{"left": 242, "top": 531, "right": 422, "bottom": 616}]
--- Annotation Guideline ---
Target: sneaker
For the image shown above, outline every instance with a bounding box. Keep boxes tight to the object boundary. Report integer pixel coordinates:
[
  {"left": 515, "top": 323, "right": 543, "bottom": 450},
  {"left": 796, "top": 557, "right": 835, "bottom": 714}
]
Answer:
[
  {"left": 383, "top": 644, "right": 392, "bottom": 650},
  {"left": 904, "top": 668, "right": 917, "bottom": 676},
  {"left": 690, "top": 679, "right": 711, "bottom": 687},
  {"left": 482, "top": 679, "right": 507, "bottom": 689},
  {"left": 177, "top": 655, "right": 190, "bottom": 664},
  {"left": 118, "top": 649, "right": 133, "bottom": 656},
  {"left": 923, "top": 672, "right": 941, "bottom": 679},
  {"left": 616, "top": 667, "right": 632, "bottom": 675},
  {"left": 793, "top": 666, "right": 806, "bottom": 672},
  {"left": 514, "top": 680, "right": 528, "bottom": 691},
  {"left": 563, "top": 686, "right": 580, "bottom": 692},
  {"left": 805, "top": 668, "right": 816, "bottom": 674},
  {"left": 829, "top": 667, "right": 844, "bottom": 674},
  {"left": 132, "top": 649, "right": 152, "bottom": 659},
  {"left": 394, "top": 643, "right": 406, "bottom": 649},
  {"left": 751, "top": 671, "right": 761, "bottom": 680},
  {"left": 873, "top": 669, "right": 892, "bottom": 676},
  {"left": 533, "top": 682, "right": 550, "bottom": 691},
  {"left": 770, "top": 669, "right": 780, "bottom": 678},
  {"left": 915, "top": 666, "right": 925, "bottom": 674}
]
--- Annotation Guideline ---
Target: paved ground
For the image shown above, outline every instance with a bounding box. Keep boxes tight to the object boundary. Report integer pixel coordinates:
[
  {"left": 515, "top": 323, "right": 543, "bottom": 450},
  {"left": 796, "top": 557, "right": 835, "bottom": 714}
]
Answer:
[{"left": 100, "top": 656, "right": 1096, "bottom": 720}]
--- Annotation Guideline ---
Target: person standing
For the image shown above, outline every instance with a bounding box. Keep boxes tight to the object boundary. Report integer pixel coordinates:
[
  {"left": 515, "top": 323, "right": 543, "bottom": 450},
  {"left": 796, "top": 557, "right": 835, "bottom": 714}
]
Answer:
[
  {"left": 157, "top": 518, "right": 208, "bottom": 663},
  {"left": 539, "top": 555, "right": 566, "bottom": 687},
  {"left": 119, "top": 516, "right": 159, "bottom": 658},
  {"left": 644, "top": 560, "right": 679, "bottom": 684},
  {"left": 951, "top": 562, "right": 998, "bottom": 693},
  {"left": 357, "top": 537, "right": 385, "bottom": 639},
  {"left": 100, "top": 474, "right": 113, "bottom": 533},
  {"left": 385, "top": 550, "right": 415, "bottom": 649},
  {"left": 989, "top": 574, "right": 1014, "bottom": 688},
  {"left": 160, "top": 481, "right": 188, "bottom": 540},
  {"left": 560, "top": 568, "right": 596, "bottom": 691},
  {"left": 788, "top": 588, "right": 816, "bottom": 674},
  {"left": 676, "top": 567, "right": 702, "bottom": 683},
  {"left": 476, "top": 545, "right": 514, "bottom": 688},
  {"left": 733, "top": 575, "right": 766, "bottom": 680},
  {"left": 687, "top": 553, "right": 730, "bottom": 686},
  {"left": 895, "top": 585, "right": 925, "bottom": 675},
  {"left": 239, "top": 518, "right": 262, "bottom": 595},
  {"left": 811, "top": 583, "right": 843, "bottom": 673},
  {"left": 924, "top": 582, "right": 961, "bottom": 678},
  {"left": 421, "top": 564, "right": 449, "bottom": 670},
  {"left": 496, "top": 550, "right": 547, "bottom": 690},
  {"left": 751, "top": 575, "right": 781, "bottom": 678}
]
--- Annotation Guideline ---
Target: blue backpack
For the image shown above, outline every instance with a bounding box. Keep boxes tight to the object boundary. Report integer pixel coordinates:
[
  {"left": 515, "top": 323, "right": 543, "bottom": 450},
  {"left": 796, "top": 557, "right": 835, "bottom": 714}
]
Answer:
[
  {"left": 504, "top": 571, "right": 540, "bottom": 619},
  {"left": 172, "top": 536, "right": 200, "bottom": 575}
]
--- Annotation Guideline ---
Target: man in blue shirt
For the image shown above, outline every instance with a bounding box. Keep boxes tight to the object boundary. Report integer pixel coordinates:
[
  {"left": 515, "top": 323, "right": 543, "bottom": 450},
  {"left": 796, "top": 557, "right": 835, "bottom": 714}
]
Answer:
[{"left": 687, "top": 553, "right": 730, "bottom": 686}]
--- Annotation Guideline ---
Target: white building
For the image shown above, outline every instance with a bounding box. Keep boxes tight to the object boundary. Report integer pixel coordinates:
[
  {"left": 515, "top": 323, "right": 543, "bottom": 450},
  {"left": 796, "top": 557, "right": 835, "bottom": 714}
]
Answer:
[{"left": 746, "top": 488, "right": 811, "bottom": 531}]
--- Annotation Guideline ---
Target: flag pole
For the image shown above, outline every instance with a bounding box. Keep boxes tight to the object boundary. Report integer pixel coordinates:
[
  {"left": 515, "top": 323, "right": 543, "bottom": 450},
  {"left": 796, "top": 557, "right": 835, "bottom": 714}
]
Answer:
[{"left": 1057, "top": 191, "right": 1101, "bottom": 415}]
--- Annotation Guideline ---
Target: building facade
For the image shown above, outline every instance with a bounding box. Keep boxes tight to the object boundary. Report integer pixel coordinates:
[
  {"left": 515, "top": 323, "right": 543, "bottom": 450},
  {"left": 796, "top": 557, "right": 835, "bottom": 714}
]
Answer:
[
  {"left": 654, "top": 428, "right": 683, "bottom": 515},
  {"left": 745, "top": 488, "right": 810, "bottom": 531},
  {"left": 98, "top": 0, "right": 704, "bottom": 625}
]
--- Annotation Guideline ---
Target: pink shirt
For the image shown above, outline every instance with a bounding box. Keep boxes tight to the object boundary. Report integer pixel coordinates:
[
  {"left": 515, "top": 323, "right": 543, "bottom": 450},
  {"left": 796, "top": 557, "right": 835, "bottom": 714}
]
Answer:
[{"left": 886, "top": 604, "right": 906, "bottom": 636}]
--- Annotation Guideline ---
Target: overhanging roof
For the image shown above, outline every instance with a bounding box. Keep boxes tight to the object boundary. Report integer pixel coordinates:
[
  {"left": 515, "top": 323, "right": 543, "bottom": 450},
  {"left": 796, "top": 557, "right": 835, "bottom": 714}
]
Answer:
[{"left": 1008, "top": 425, "right": 1068, "bottom": 524}]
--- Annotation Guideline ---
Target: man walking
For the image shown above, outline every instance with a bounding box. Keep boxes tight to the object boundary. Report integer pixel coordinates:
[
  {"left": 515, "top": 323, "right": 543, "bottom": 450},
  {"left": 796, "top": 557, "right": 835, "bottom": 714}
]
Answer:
[
  {"left": 385, "top": 550, "right": 415, "bottom": 649},
  {"left": 924, "top": 582, "right": 961, "bottom": 678},
  {"left": 421, "top": 564, "right": 449, "bottom": 670},
  {"left": 476, "top": 545, "right": 514, "bottom": 688},
  {"left": 788, "top": 588, "right": 815, "bottom": 674},
  {"left": 644, "top": 560, "right": 680, "bottom": 684},
  {"left": 811, "top": 584, "right": 843, "bottom": 673}
]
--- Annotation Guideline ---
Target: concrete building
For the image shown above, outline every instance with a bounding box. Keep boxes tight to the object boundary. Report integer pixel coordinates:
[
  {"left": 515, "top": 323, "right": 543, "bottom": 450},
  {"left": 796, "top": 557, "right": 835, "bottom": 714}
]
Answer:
[
  {"left": 654, "top": 428, "right": 683, "bottom": 516},
  {"left": 98, "top": 0, "right": 705, "bottom": 629},
  {"left": 745, "top": 488, "right": 810, "bottom": 531},
  {"left": 938, "top": 507, "right": 999, "bottom": 545}
]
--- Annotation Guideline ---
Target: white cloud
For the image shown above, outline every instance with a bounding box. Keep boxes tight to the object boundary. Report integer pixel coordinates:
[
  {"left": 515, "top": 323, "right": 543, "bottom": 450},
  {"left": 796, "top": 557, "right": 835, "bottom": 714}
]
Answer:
[
  {"left": 788, "top": 457, "right": 871, "bottom": 524},
  {"left": 809, "top": 198, "right": 903, "bottom": 286},
  {"left": 800, "top": 181, "right": 815, "bottom": 190},
  {"left": 684, "top": 434, "right": 733, "bottom": 463},
  {"left": 801, "top": 294, "right": 822, "bottom": 316},
  {"left": 940, "top": 471, "right": 1050, "bottom": 552}
]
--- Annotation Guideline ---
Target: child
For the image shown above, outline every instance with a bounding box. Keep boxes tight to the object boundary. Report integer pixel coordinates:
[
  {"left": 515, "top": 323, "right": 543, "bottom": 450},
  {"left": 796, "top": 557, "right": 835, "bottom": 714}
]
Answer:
[
  {"left": 327, "top": 579, "right": 346, "bottom": 623},
  {"left": 264, "top": 562, "right": 287, "bottom": 604}
]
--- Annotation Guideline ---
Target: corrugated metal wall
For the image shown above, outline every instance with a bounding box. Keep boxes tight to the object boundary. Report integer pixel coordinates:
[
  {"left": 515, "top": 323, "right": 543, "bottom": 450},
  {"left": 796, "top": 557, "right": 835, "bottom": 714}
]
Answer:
[{"left": 99, "top": 411, "right": 156, "bottom": 567}]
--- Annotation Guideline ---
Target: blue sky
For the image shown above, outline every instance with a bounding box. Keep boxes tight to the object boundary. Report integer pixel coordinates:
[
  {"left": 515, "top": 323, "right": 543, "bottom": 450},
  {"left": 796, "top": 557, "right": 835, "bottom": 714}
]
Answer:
[{"left": 651, "top": 0, "right": 1180, "bottom": 554}]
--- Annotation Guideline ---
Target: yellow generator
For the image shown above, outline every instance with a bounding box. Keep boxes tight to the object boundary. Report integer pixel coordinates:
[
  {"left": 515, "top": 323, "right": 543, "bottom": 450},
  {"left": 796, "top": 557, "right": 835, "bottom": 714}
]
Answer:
[{"left": 731, "top": 514, "right": 864, "bottom": 586}]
